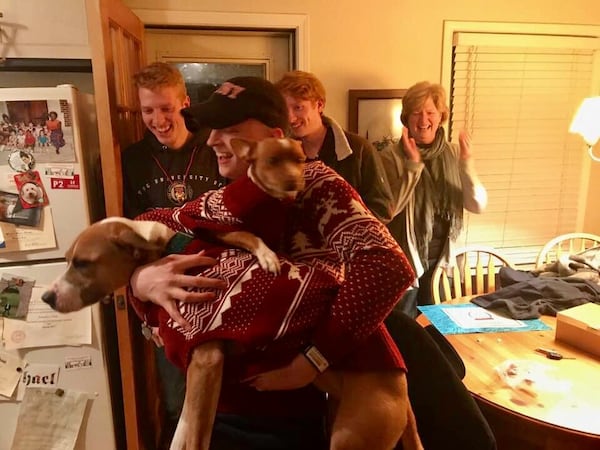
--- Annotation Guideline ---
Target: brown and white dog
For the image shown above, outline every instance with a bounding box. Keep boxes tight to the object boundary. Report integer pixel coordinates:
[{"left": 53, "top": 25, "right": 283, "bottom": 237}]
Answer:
[{"left": 42, "top": 138, "right": 422, "bottom": 450}]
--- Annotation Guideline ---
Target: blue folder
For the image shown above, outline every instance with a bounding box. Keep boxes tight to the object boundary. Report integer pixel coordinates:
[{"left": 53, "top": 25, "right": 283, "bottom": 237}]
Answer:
[{"left": 418, "top": 303, "right": 552, "bottom": 335}]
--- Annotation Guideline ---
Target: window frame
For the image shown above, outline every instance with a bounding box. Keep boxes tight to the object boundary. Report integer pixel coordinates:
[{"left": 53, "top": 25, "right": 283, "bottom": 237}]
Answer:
[{"left": 441, "top": 21, "right": 600, "bottom": 267}]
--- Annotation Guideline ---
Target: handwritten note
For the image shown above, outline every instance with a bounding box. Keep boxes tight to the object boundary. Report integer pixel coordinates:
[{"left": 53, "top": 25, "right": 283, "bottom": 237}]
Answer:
[
  {"left": 0, "top": 350, "right": 23, "bottom": 398},
  {"left": 0, "top": 206, "right": 57, "bottom": 253},
  {"left": 10, "top": 387, "right": 88, "bottom": 450},
  {"left": 443, "top": 305, "right": 527, "bottom": 329}
]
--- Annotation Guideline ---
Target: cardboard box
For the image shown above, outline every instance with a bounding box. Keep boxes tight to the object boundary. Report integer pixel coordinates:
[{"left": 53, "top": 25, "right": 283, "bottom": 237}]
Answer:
[{"left": 555, "top": 303, "right": 600, "bottom": 358}]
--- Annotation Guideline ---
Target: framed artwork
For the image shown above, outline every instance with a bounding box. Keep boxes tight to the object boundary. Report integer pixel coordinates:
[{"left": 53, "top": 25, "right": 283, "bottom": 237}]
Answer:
[{"left": 348, "top": 89, "right": 406, "bottom": 150}]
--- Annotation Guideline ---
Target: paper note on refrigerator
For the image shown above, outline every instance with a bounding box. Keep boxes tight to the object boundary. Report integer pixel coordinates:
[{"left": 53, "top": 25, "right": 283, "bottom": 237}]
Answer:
[
  {"left": 0, "top": 205, "right": 57, "bottom": 252},
  {"left": 2, "top": 286, "right": 91, "bottom": 350},
  {"left": 10, "top": 387, "right": 88, "bottom": 450},
  {"left": 15, "top": 362, "right": 61, "bottom": 401},
  {"left": 0, "top": 350, "right": 23, "bottom": 398}
]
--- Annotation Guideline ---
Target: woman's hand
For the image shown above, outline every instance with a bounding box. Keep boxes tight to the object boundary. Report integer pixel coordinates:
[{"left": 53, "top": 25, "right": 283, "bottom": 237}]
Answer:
[
  {"left": 401, "top": 127, "right": 421, "bottom": 162},
  {"left": 130, "top": 252, "right": 227, "bottom": 330},
  {"left": 459, "top": 130, "right": 472, "bottom": 160},
  {"left": 244, "top": 353, "right": 319, "bottom": 391}
]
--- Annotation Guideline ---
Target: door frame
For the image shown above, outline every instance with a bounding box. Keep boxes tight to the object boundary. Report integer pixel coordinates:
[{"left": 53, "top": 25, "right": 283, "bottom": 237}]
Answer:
[{"left": 133, "top": 9, "right": 309, "bottom": 70}]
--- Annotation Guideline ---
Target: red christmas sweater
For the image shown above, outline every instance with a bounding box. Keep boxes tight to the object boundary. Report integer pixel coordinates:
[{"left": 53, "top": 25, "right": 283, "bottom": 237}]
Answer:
[{"left": 133, "top": 161, "right": 415, "bottom": 417}]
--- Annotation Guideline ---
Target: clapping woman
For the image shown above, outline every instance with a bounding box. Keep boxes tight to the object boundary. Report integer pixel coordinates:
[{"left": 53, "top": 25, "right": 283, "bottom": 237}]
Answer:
[{"left": 382, "top": 81, "right": 488, "bottom": 318}]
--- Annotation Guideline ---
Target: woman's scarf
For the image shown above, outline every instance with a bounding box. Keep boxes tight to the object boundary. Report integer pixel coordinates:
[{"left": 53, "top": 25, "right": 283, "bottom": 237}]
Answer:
[{"left": 408, "top": 127, "right": 464, "bottom": 268}]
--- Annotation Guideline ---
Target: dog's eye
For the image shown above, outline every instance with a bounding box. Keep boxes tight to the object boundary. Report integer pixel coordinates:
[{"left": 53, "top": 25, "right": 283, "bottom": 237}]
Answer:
[
  {"left": 71, "top": 258, "right": 91, "bottom": 270},
  {"left": 268, "top": 156, "right": 280, "bottom": 165}
]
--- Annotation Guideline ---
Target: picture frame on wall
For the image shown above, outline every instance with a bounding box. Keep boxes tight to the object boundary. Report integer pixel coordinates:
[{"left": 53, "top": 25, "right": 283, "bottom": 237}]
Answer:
[{"left": 347, "top": 89, "right": 406, "bottom": 151}]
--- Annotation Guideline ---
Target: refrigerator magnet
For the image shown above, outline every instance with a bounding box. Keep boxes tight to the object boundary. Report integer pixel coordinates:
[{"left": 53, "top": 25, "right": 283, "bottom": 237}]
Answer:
[
  {"left": 44, "top": 165, "right": 75, "bottom": 177},
  {"left": 44, "top": 166, "right": 80, "bottom": 190},
  {"left": 7, "top": 149, "right": 36, "bottom": 173},
  {"left": 0, "top": 190, "right": 42, "bottom": 227},
  {"left": 13, "top": 171, "right": 49, "bottom": 209}
]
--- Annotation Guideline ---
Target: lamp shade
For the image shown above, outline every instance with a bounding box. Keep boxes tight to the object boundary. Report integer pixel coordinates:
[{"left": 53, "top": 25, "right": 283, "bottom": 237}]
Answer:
[{"left": 569, "top": 96, "right": 600, "bottom": 146}]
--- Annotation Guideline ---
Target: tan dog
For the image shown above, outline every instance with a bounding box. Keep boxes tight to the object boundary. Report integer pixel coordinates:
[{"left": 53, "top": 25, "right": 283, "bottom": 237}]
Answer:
[{"left": 42, "top": 138, "right": 422, "bottom": 450}]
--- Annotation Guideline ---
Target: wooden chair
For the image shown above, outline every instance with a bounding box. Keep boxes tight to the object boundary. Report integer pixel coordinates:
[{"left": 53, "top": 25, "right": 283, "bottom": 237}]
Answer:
[
  {"left": 430, "top": 246, "right": 515, "bottom": 304},
  {"left": 535, "top": 232, "right": 600, "bottom": 268}
]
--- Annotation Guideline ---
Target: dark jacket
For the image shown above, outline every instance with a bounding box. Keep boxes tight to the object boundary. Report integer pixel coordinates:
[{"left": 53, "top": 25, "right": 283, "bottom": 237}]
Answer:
[{"left": 318, "top": 116, "right": 394, "bottom": 223}]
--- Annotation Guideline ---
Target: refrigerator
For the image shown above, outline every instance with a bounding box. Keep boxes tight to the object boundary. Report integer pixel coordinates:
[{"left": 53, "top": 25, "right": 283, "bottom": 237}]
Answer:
[{"left": 0, "top": 86, "right": 116, "bottom": 450}]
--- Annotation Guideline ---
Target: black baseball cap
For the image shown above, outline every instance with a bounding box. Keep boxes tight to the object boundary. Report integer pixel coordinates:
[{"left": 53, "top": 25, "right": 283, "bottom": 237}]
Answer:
[{"left": 181, "top": 76, "right": 289, "bottom": 132}]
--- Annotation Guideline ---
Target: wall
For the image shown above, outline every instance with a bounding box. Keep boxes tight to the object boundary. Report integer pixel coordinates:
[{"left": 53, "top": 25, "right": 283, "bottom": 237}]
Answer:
[
  {"left": 0, "top": 0, "right": 90, "bottom": 59},
  {"left": 123, "top": 0, "right": 600, "bottom": 125},
  {"left": 123, "top": 0, "right": 600, "bottom": 234},
  {"left": 585, "top": 149, "right": 600, "bottom": 233}
]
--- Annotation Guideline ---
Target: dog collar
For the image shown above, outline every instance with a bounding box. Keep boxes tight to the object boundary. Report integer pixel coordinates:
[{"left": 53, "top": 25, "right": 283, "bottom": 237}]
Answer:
[{"left": 165, "top": 231, "right": 195, "bottom": 254}]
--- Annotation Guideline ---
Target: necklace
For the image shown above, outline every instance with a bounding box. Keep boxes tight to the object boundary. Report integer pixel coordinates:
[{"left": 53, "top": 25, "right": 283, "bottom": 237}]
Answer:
[{"left": 151, "top": 146, "right": 198, "bottom": 205}]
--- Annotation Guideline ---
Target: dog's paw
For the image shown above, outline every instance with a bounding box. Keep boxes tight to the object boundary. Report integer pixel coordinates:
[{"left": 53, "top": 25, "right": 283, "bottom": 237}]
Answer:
[
  {"left": 255, "top": 244, "right": 281, "bottom": 275},
  {"left": 168, "top": 419, "right": 187, "bottom": 450}
]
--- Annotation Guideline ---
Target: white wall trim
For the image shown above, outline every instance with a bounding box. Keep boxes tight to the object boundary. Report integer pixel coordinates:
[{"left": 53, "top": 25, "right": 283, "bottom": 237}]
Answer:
[{"left": 132, "top": 9, "right": 309, "bottom": 70}]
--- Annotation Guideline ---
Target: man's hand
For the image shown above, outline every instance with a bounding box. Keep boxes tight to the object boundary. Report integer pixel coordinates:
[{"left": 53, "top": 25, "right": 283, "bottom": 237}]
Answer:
[
  {"left": 401, "top": 127, "right": 421, "bottom": 162},
  {"left": 244, "top": 353, "right": 319, "bottom": 391},
  {"left": 130, "top": 252, "right": 227, "bottom": 330}
]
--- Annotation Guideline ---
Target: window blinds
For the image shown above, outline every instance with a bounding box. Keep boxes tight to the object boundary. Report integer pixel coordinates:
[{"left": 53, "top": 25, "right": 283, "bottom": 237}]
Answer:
[{"left": 450, "top": 31, "right": 600, "bottom": 266}]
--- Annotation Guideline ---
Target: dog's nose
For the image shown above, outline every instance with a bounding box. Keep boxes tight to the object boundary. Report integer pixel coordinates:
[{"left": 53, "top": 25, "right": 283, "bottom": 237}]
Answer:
[
  {"left": 284, "top": 179, "right": 304, "bottom": 192},
  {"left": 42, "top": 290, "right": 56, "bottom": 308}
]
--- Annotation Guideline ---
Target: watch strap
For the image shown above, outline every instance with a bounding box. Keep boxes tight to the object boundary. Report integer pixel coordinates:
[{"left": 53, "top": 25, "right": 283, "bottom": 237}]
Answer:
[{"left": 303, "top": 345, "right": 329, "bottom": 373}]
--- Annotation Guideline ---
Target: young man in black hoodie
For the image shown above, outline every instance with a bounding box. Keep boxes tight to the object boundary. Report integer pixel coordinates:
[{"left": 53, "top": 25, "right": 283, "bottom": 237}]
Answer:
[{"left": 121, "top": 62, "right": 226, "bottom": 447}]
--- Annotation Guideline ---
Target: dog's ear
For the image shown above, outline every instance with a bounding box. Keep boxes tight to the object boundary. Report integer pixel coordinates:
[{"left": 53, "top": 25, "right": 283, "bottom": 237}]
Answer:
[
  {"left": 230, "top": 138, "right": 257, "bottom": 162},
  {"left": 112, "top": 228, "right": 164, "bottom": 262}
]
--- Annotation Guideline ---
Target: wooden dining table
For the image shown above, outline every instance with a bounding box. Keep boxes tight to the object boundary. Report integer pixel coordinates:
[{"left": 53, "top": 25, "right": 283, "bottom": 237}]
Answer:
[{"left": 425, "top": 298, "right": 600, "bottom": 450}]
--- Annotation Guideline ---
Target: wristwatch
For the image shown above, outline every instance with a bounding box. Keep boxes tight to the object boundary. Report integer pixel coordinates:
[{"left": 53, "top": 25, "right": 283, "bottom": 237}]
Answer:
[{"left": 303, "top": 345, "right": 329, "bottom": 373}]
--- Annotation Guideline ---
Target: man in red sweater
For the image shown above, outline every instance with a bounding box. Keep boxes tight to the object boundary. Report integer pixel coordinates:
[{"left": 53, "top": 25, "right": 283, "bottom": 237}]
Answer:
[
  {"left": 130, "top": 77, "right": 496, "bottom": 450},
  {"left": 130, "top": 77, "right": 414, "bottom": 449}
]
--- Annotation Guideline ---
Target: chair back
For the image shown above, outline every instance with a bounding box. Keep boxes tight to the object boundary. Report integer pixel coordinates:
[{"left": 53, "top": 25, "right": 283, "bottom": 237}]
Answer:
[
  {"left": 535, "top": 233, "right": 600, "bottom": 268},
  {"left": 431, "top": 246, "right": 515, "bottom": 303}
]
